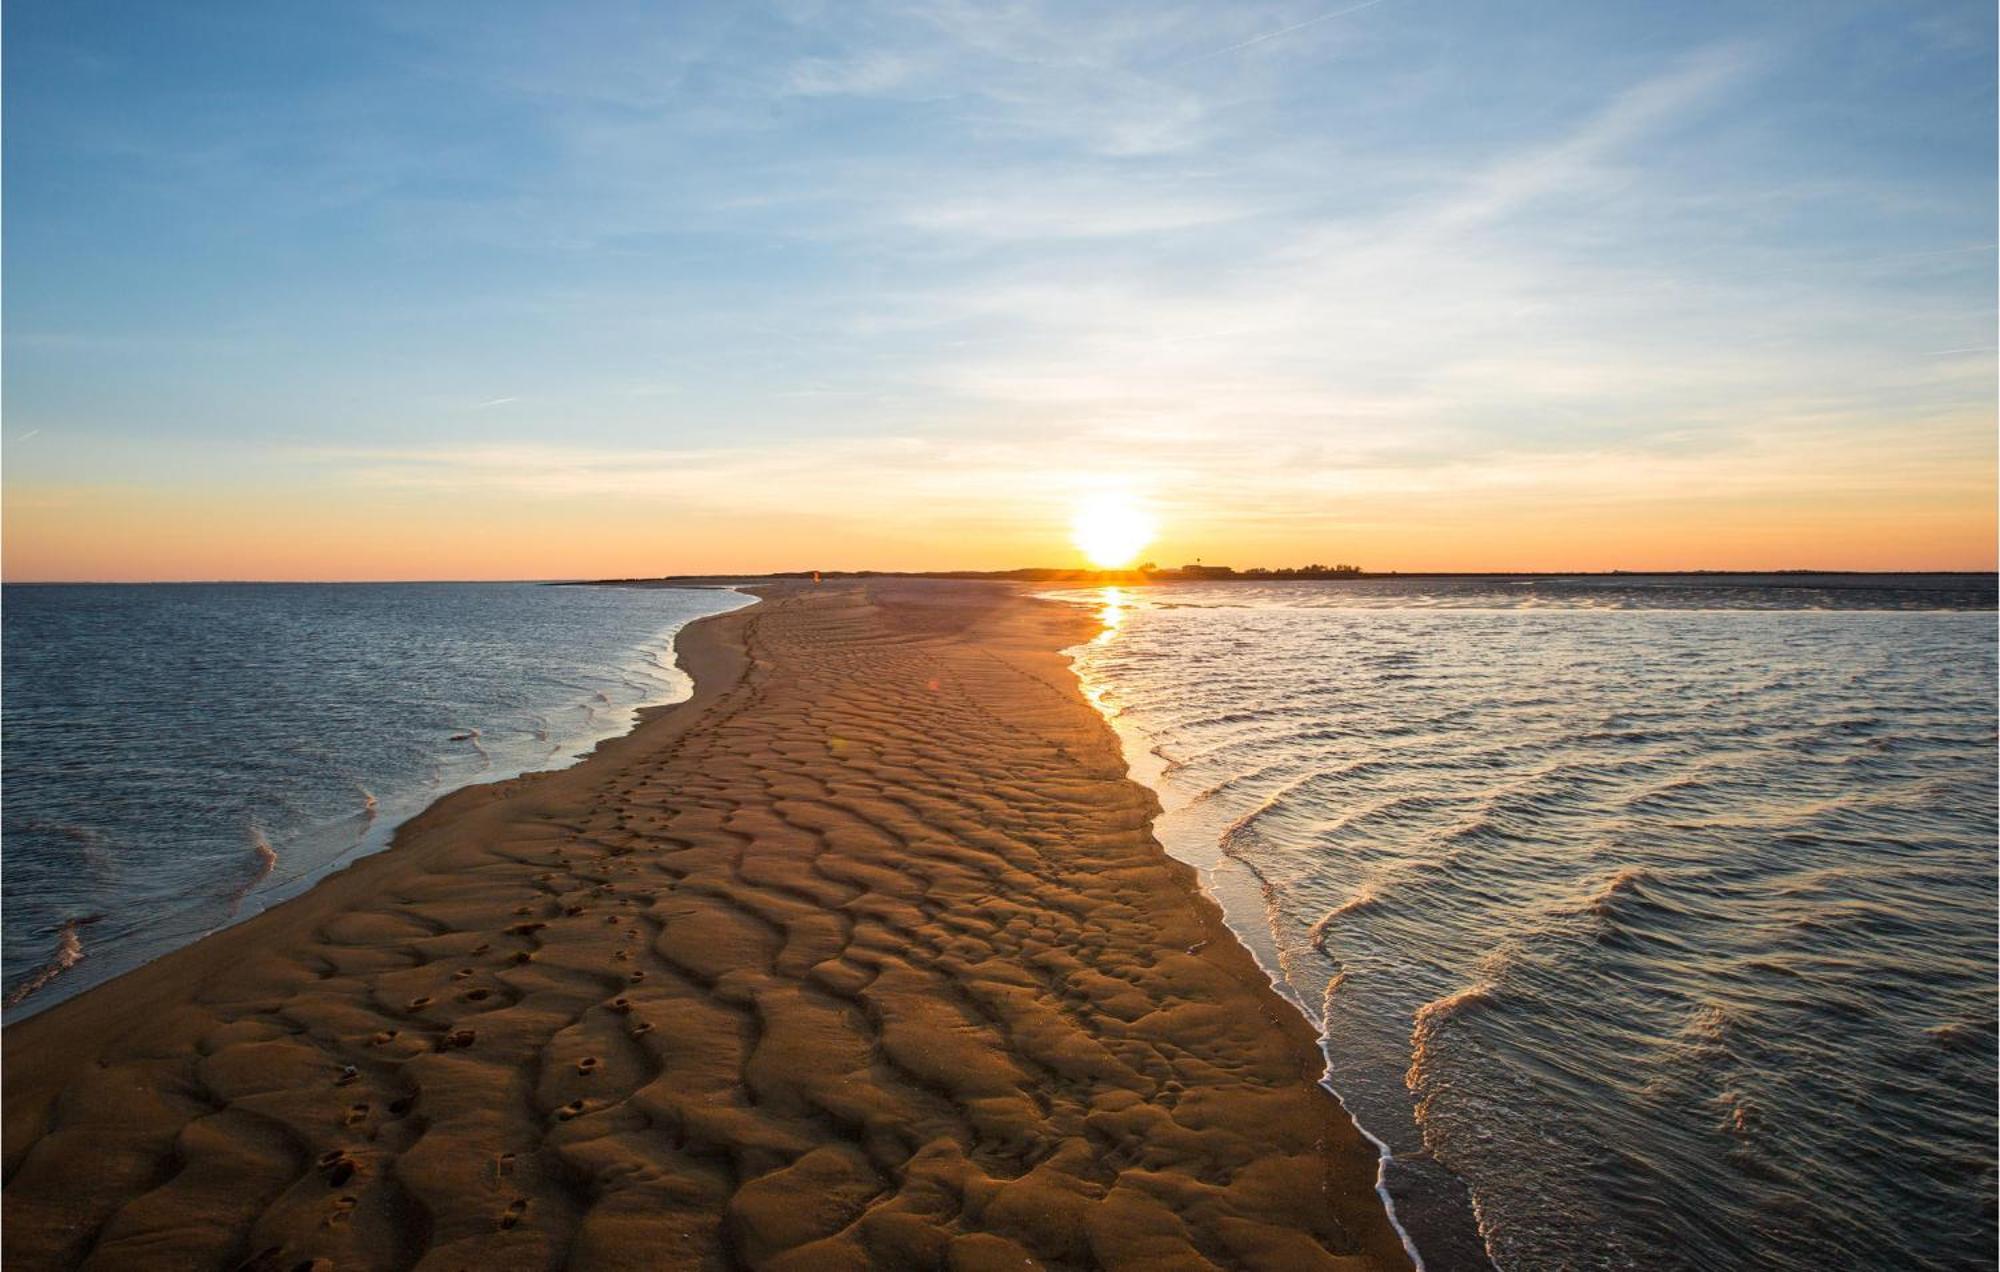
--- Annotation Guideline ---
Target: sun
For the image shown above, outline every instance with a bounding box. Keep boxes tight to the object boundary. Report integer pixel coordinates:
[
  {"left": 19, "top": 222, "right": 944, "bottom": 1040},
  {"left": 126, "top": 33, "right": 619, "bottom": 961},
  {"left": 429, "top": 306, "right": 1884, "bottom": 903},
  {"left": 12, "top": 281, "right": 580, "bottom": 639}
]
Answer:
[{"left": 1071, "top": 492, "right": 1157, "bottom": 569}]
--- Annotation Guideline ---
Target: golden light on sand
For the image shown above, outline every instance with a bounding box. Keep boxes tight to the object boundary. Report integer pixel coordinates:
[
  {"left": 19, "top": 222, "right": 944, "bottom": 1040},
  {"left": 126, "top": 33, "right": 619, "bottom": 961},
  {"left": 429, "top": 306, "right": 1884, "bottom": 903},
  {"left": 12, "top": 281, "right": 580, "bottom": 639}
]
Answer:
[{"left": 1071, "top": 492, "right": 1156, "bottom": 568}]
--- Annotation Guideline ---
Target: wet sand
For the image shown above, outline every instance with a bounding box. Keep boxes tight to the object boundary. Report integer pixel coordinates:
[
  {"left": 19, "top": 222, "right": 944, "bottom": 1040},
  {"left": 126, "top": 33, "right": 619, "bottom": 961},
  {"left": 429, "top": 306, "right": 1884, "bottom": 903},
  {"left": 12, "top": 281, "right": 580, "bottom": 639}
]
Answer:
[{"left": 3, "top": 579, "right": 1410, "bottom": 1271}]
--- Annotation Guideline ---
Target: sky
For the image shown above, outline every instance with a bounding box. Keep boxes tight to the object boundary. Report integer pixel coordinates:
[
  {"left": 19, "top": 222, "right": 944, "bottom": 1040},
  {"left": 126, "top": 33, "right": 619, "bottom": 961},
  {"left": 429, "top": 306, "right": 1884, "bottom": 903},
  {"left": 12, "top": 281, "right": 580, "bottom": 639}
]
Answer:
[{"left": 4, "top": 0, "right": 1995, "bottom": 580}]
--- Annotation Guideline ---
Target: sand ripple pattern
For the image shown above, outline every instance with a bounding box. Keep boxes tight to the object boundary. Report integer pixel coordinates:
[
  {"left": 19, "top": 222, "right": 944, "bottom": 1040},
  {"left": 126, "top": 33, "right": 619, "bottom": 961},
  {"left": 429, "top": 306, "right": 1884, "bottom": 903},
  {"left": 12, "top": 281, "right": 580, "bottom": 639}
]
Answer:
[
  {"left": 2, "top": 583, "right": 1408, "bottom": 1272},
  {"left": 1, "top": 581, "right": 740, "bottom": 1015},
  {"left": 1068, "top": 582, "right": 1998, "bottom": 1271}
]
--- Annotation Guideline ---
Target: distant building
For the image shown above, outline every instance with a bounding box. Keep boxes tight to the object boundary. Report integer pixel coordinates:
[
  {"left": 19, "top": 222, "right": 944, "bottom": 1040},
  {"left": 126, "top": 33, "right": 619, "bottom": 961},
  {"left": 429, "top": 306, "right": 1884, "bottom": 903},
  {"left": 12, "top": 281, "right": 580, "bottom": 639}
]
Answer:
[{"left": 1178, "top": 563, "right": 1236, "bottom": 579}]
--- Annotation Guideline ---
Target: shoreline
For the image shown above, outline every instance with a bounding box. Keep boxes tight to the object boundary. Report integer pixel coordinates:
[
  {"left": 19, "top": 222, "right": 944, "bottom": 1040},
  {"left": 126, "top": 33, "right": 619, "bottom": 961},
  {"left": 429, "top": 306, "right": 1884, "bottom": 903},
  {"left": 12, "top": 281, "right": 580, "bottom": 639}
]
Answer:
[
  {"left": 1, "top": 586, "right": 753, "bottom": 1023},
  {"left": 1057, "top": 596, "right": 1493, "bottom": 1272},
  {"left": 5, "top": 579, "right": 1412, "bottom": 1269}
]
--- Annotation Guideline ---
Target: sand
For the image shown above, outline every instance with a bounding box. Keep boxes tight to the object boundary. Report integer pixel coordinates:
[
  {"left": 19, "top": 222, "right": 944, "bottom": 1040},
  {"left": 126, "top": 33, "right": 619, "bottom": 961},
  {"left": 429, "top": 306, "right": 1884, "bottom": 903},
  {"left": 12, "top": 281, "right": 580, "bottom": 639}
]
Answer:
[{"left": 3, "top": 579, "right": 1411, "bottom": 1271}]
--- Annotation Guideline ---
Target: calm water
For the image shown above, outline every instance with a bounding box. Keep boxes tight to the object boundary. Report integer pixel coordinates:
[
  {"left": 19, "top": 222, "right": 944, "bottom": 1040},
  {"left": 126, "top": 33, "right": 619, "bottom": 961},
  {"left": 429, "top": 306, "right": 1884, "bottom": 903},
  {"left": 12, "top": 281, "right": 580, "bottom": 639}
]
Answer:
[
  {"left": 1057, "top": 576, "right": 1998, "bottom": 1272},
  {"left": 1, "top": 582, "right": 749, "bottom": 1016}
]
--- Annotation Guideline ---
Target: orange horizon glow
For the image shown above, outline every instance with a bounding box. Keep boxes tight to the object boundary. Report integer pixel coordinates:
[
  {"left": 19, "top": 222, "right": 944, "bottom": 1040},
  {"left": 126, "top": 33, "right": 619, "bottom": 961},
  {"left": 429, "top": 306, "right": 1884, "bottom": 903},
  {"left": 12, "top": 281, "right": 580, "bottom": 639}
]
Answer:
[
  {"left": 7, "top": 5, "right": 1993, "bottom": 591},
  {"left": 4, "top": 474, "right": 1993, "bottom": 582}
]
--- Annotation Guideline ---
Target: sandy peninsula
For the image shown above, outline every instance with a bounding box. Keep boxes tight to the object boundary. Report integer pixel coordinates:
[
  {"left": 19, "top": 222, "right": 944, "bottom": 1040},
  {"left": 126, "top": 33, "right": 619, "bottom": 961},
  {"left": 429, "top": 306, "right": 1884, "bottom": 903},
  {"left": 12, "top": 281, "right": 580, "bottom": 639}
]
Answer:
[{"left": 3, "top": 580, "right": 1410, "bottom": 1271}]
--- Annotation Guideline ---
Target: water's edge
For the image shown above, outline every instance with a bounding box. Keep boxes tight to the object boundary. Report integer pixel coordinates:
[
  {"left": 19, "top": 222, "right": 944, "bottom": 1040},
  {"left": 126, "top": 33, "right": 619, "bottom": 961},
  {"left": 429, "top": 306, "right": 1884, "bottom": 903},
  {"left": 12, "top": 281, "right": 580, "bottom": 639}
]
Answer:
[
  {"left": 3, "top": 586, "right": 756, "bottom": 1022},
  {"left": 236, "top": 587, "right": 758, "bottom": 919},
  {"left": 1056, "top": 605, "right": 1494, "bottom": 1272}
]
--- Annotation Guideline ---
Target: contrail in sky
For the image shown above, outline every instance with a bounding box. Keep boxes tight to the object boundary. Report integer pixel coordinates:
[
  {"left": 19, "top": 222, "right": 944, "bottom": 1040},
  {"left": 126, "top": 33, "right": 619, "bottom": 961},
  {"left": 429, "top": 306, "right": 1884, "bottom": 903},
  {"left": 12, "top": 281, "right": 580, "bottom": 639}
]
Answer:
[{"left": 1181, "top": 0, "right": 1392, "bottom": 64}]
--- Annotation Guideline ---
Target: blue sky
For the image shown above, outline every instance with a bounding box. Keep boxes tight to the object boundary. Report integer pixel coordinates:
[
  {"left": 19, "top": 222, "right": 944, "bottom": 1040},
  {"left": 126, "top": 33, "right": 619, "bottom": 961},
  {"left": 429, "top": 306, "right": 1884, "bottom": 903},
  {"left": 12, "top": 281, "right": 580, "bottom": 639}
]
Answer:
[{"left": 5, "top": 0, "right": 1994, "bottom": 577}]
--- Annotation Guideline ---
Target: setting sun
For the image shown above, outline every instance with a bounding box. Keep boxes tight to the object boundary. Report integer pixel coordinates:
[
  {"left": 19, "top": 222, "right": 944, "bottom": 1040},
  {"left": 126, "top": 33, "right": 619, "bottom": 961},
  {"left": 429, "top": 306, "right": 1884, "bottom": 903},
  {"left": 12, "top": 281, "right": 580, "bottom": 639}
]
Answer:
[{"left": 1071, "top": 492, "right": 1157, "bottom": 568}]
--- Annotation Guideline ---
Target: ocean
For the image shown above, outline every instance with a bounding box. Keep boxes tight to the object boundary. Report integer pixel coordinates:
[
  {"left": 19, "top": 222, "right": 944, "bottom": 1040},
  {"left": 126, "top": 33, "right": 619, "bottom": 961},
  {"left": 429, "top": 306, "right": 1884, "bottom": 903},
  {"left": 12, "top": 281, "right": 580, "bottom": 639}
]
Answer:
[
  {"left": 1056, "top": 575, "right": 1998, "bottom": 1272},
  {"left": 4, "top": 573, "right": 1993, "bottom": 1269},
  {"left": 0, "top": 582, "right": 749, "bottom": 1017}
]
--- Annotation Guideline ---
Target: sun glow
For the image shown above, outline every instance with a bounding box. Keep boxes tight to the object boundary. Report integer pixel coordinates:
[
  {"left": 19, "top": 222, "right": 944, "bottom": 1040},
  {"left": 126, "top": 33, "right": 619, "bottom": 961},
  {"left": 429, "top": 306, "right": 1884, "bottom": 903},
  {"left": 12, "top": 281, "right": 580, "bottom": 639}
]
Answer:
[{"left": 1071, "top": 492, "right": 1156, "bottom": 568}]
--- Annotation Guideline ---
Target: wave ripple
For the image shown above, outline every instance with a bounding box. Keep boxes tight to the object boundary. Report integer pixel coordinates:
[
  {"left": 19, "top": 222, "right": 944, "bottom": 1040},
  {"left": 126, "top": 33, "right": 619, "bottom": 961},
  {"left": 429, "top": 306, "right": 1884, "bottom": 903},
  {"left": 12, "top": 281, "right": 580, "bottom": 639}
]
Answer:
[
  {"left": 2, "top": 582, "right": 748, "bottom": 1015},
  {"left": 1064, "top": 578, "right": 1997, "bottom": 1272}
]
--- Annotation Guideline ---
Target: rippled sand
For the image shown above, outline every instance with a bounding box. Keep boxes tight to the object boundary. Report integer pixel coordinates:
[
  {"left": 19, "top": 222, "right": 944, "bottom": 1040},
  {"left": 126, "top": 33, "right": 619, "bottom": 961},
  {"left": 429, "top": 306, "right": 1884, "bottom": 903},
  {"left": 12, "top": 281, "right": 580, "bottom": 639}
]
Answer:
[
  {"left": 2, "top": 581, "right": 1409, "bottom": 1271},
  {"left": 2, "top": 582, "right": 746, "bottom": 1015}
]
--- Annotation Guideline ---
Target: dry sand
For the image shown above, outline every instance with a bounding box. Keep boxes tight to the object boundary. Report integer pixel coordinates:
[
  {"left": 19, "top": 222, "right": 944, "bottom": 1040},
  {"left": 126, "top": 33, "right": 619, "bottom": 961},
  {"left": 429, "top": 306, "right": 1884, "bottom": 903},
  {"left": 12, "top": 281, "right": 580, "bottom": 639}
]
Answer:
[{"left": 3, "top": 580, "right": 1410, "bottom": 1271}]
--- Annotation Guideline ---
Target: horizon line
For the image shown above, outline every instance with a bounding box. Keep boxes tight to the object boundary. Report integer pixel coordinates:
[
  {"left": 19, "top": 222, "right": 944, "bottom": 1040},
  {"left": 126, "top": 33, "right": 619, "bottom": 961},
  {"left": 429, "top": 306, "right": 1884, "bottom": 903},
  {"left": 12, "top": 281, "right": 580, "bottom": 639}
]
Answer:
[{"left": 6, "top": 567, "right": 1998, "bottom": 586}]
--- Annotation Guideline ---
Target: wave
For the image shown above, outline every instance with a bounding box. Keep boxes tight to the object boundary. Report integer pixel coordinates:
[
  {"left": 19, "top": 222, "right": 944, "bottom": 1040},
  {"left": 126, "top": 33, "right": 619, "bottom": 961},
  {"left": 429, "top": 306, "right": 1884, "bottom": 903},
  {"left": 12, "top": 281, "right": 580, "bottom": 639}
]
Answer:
[
  {"left": 5, "top": 915, "right": 103, "bottom": 1007},
  {"left": 13, "top": 818, "right": 114, "bottom": 876},
  {"left": 224, "top": 827, "right": 280, "bottom": 912},
  {"left": 3, "top": 583, "right": 754, "bottom": 1025},
  {"left": 1407, "top": 979, "right": 1503, "bottom": 1105},
  {"left": 1412, "top": 979, "right": 1500, "bottom": 1032},
  {"left": 1572, "top": 866, "right": 1661, "bottom": 918},
  {"left": 1309, "top": 884, "right": 1387, "bottom": 951},
  {"left": 1062, "top": 581, "right": 1997, "bottom": 1272},
  {"left": 1925, "top": 1018, "right": 1996, "bottom": 1052}
]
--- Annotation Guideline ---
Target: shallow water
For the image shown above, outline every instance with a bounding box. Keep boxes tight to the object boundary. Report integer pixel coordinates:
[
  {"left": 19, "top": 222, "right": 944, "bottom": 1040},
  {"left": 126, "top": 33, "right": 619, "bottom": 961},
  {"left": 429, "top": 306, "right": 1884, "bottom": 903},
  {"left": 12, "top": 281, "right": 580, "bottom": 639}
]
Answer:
[
  {"left": 1, "top": 582, "right": 748, "bottom": 1016},
  {"left": 1058, "top": 576, "right": 1998, "bottom": 1272}
]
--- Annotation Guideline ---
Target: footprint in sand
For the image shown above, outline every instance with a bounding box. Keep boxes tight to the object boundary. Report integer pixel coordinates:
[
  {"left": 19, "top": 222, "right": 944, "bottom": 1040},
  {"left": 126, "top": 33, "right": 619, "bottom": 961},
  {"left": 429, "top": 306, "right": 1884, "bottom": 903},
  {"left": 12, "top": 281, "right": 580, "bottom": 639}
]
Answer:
[
  {"left": 607, "top": 997, "right": 633, "bottom": 1014},
  {"left": 576, "top": 1057, "right": 599, "bottom": 1075},
  {"left": 406, "top": 996, "right": 432, "bottom": 1010},
  {"left": 318, "top": 1151, "right": 359, "bottom": 1188},
  {"left": 470, "top": 942, "right": 491, "bottom": 955},
  {"left": 462, "top": 988, "right": 493, "bottom": 1002},
  {"left": 512, "top": 951, "right": 534, "bottom": 965},
  {"left": 334, "top": 1066, "right": 360, "bottom": 1087},
  {"left": 556, "top": 1099, "right": 590, "bottom": 1121},
  {"left": 499, "top": 1198, "right": 529, "bottom": 1231},
  {"left": 344, "top": 1103, "right": 369, "bottom": 1126},
  {"left": 388, "top": 1097, "right": 414, "bottom": 1116},
  {"left": 370, "top": 1029, "right": 398, "bottom": 1046},
  {"left": 630, "top": 1021, "right": 655, "bottom": 1038},
  {"left": 451, "top": 968, "right": 474, "bottom": 980},
  {"left": 438, "top": 1028, "right": 475, "bottom": 1051},
  {"left": 323, "top": 1195, "right": 357, "bottom": 1228}
]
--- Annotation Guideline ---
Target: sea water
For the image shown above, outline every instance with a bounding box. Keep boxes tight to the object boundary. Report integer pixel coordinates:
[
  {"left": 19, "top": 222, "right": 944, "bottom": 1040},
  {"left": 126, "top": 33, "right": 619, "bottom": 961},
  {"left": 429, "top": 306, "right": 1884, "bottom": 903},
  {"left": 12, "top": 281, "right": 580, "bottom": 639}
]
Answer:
[
  {"left": 1, "top": 582, "right": 749, "bottom": 1016},
  {"left": 1057, "top": 575, "right": 1997, "bottom": 1272}
]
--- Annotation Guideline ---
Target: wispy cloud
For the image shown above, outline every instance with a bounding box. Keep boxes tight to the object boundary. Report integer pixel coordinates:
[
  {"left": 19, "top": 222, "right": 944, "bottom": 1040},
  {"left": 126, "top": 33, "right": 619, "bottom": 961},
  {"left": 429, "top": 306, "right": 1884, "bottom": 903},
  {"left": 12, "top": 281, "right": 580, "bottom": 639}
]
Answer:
[
  {"left": 6, "top": 0, "right": 1992, "bottom": 575},
  {"left": 1419, "top": 42, "right": 1756, "bottom": 233},
  {"left": 783, "top": 52, "right": 922, "bottom": 97},
  {"left": 1176, "top": 0, "right": 1393, "bottom": 64}
]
